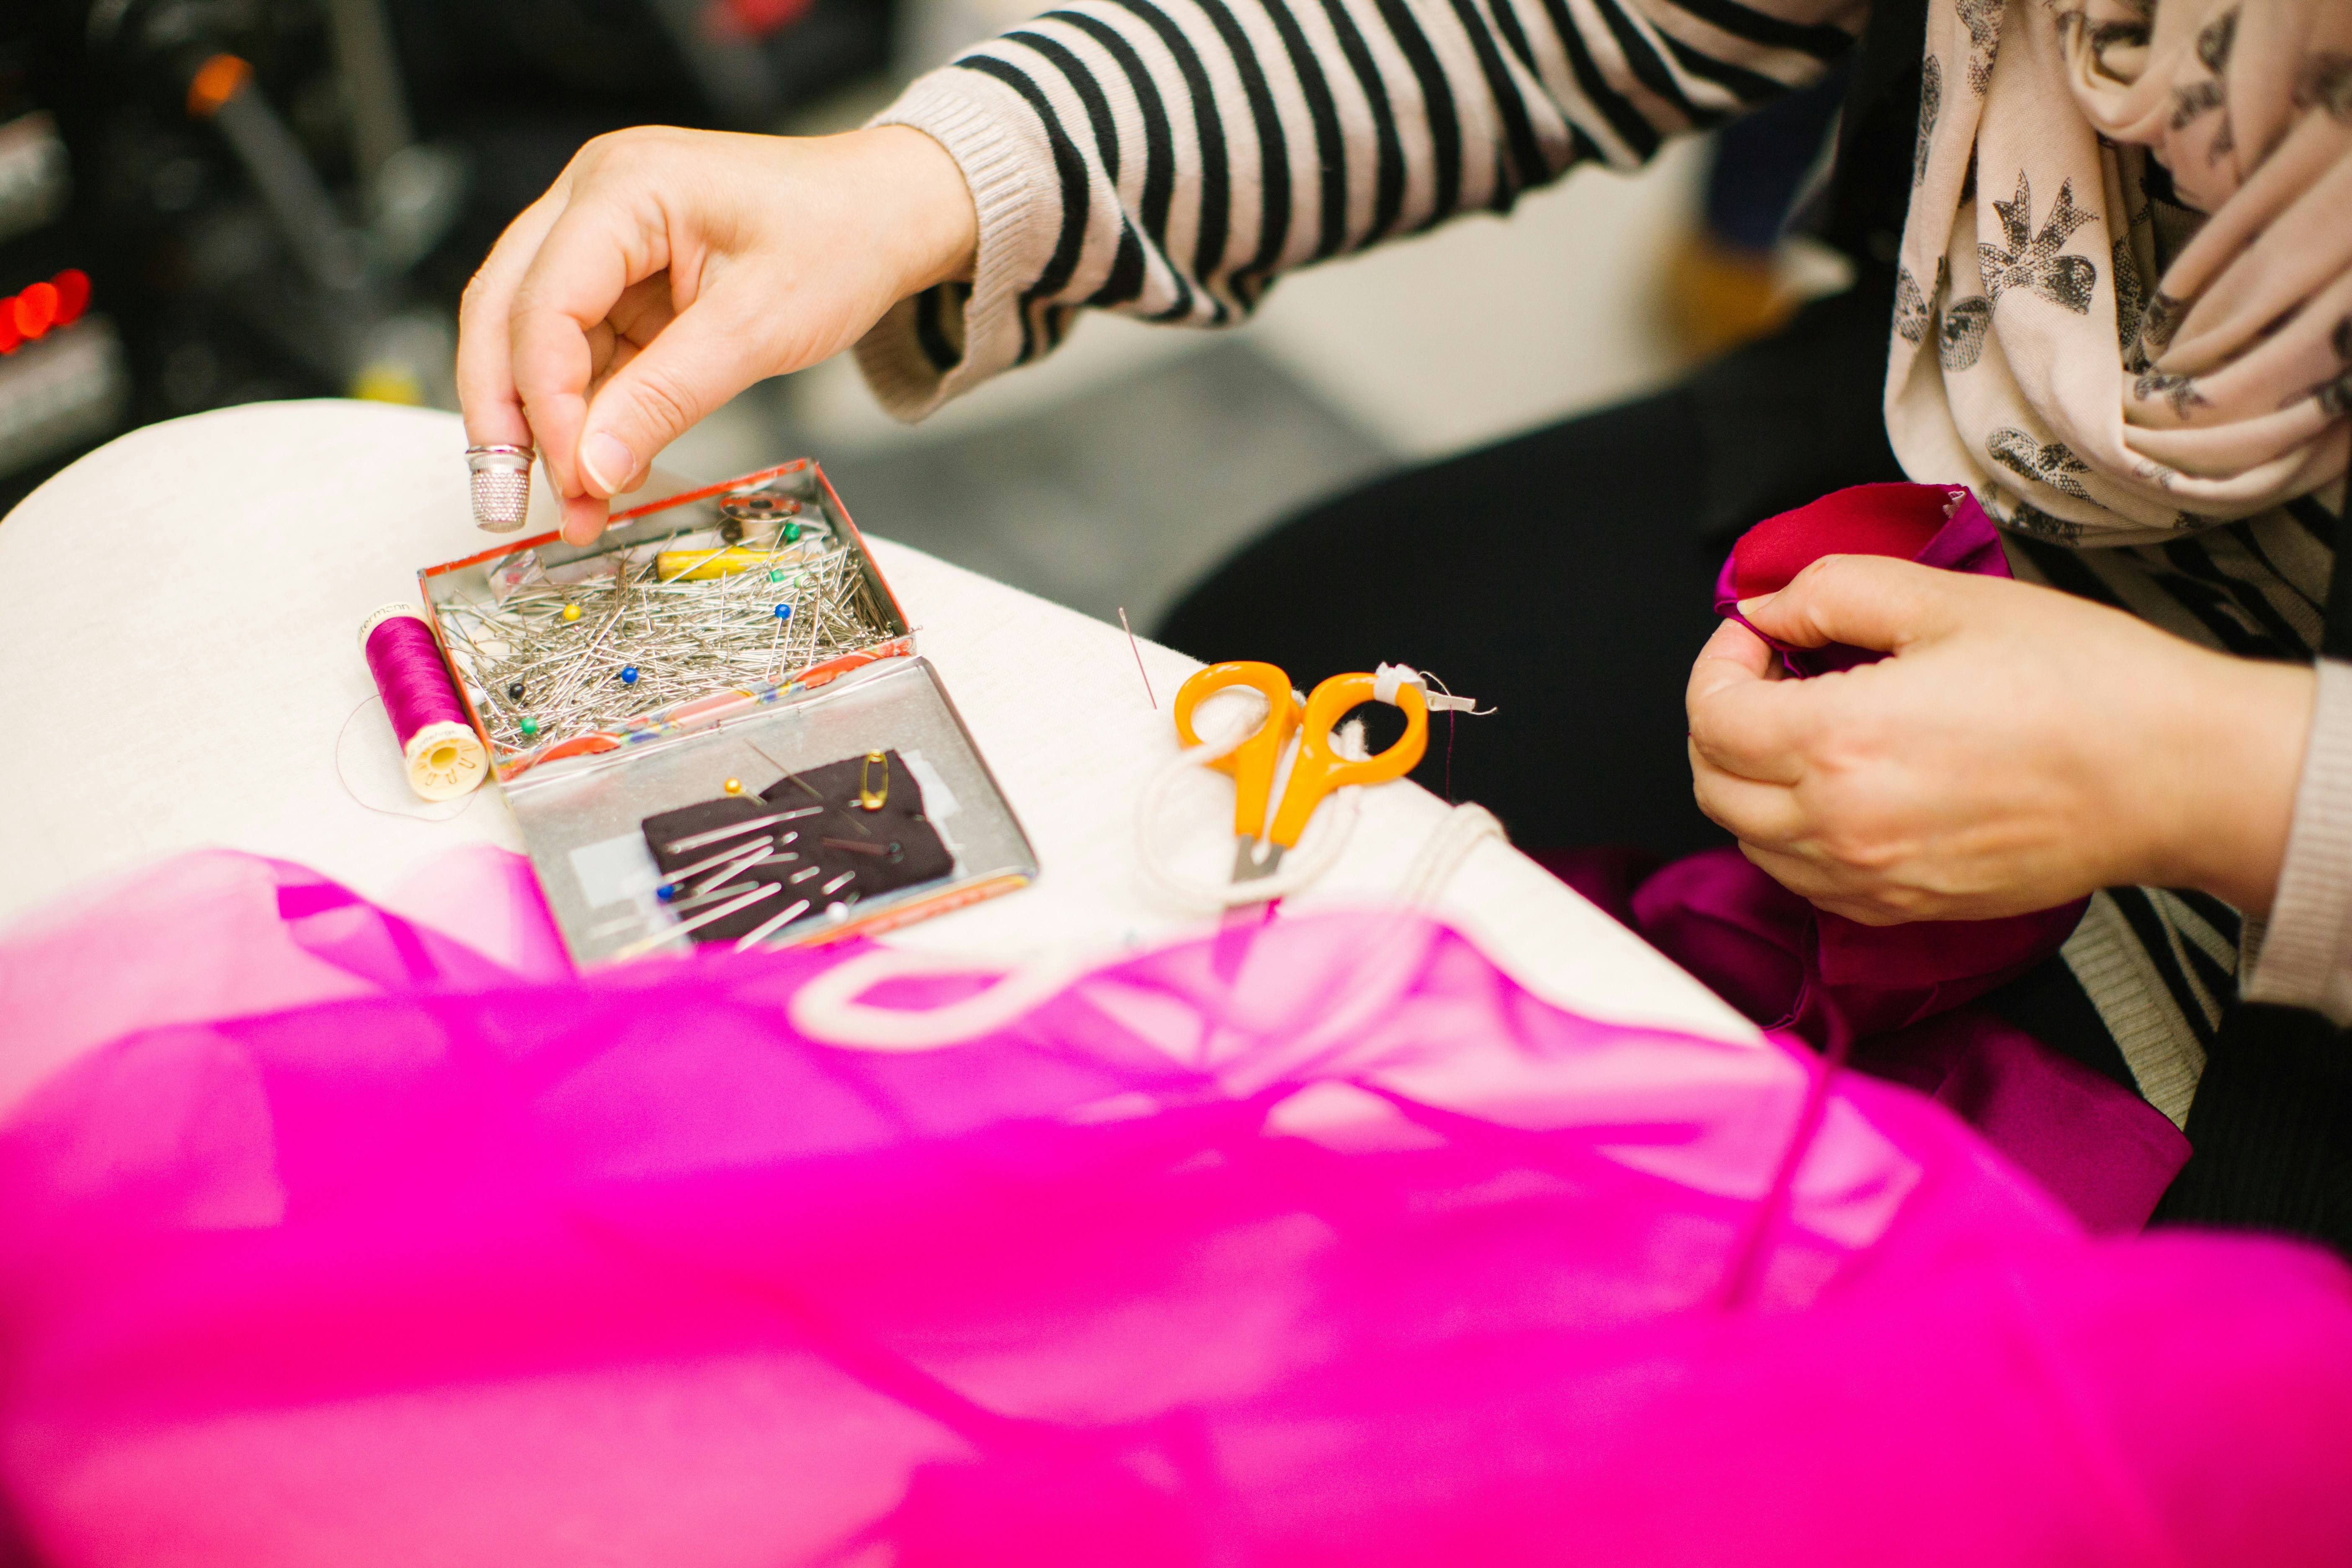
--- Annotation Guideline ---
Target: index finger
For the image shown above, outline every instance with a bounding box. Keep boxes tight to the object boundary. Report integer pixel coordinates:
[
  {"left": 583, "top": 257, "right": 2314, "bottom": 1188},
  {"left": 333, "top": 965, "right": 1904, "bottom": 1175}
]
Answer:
[
  {"left": 1686, "top": 617, "right": 1809, "bottom": 784},
  {"left": 510, "top": 188, "right": 671, "bottom": 504},
  {"left": 456, "top": 187, "right": 569, "bottom": 451}
]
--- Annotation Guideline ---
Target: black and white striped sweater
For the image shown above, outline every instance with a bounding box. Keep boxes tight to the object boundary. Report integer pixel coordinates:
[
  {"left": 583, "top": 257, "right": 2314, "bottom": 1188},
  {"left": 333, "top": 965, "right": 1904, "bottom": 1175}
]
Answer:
[{"left": 859, "top": 0, "right": 1869, "bottom": 411}]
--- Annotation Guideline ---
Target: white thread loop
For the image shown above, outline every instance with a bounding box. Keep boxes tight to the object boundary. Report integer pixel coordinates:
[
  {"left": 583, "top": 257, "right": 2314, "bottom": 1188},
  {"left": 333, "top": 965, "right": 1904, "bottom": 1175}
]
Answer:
[{"left": 790, "top": 947, "right": 1088, "bottom": 1050}]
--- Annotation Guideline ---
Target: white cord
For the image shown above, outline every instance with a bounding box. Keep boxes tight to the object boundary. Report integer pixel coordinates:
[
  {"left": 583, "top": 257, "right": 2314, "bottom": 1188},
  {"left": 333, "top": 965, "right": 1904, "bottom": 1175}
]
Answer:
[
  {"left": 1136, "top": 741, "right": 1363, "bottom": 908},
  {"left": 789, "top": 946, "right": 1088, "bottom": 1050}
]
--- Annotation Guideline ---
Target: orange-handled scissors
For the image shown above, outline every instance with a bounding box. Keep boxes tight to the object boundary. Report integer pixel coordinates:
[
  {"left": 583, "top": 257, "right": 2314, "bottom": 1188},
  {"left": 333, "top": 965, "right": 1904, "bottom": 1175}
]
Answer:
[{"left": 1172, "top": 660, "right": 1429, "bottom": 883}]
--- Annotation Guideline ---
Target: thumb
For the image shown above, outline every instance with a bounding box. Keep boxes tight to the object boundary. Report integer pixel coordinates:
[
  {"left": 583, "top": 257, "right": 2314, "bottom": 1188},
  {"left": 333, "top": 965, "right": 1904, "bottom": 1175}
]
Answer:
[
  {"left": 1738, "top": 554, "right": 1962, "bottom": 657},
  {"left": 574, "top": 297, "right": 770, "bottom": 499}
]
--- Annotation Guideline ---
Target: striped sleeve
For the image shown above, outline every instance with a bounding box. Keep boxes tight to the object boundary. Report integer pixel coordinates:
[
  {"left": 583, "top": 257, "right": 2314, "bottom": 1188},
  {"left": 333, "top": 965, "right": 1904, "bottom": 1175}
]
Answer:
[{"left": 855, "top": 0, "right": 1869, "bottom": 418}]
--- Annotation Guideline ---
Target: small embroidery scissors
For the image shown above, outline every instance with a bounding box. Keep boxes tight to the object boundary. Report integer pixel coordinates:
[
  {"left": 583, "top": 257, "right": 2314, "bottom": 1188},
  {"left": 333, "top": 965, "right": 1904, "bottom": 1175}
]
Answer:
[{"left": 1172, "top": 660, "right": 1428, "bottom": 885}]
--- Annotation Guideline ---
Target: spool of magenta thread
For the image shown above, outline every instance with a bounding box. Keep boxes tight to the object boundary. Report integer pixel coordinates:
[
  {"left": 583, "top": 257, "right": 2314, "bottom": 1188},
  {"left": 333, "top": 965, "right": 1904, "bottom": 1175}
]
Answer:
[{"left": 358, "top": 603, "right": 489, "bottom": 800}]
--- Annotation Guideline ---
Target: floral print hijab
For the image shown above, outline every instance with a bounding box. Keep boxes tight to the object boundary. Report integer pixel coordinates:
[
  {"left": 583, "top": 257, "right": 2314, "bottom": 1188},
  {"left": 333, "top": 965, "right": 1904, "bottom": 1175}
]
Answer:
[{"left": 1888, "top": 0, "right": 2352, "bottom": 545}]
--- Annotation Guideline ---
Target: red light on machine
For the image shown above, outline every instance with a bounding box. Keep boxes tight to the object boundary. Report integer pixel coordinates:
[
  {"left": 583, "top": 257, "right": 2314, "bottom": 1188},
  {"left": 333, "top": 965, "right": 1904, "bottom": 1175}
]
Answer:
[
  {"left": 52, "top": 270, "right": 90, "bottom": 326},
  {"left": 0, "top": 271, "right": 92, "bottom": 353},
  {"left": 13, "top": 283, "right": 57, "bottom": 340}
]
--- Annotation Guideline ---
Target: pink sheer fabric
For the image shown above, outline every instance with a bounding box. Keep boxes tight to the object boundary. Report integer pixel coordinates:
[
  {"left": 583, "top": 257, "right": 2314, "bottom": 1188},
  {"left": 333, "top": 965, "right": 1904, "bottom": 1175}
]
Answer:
[{"left": 3, "top": 851, "right": 2350, "bottom": 1564}]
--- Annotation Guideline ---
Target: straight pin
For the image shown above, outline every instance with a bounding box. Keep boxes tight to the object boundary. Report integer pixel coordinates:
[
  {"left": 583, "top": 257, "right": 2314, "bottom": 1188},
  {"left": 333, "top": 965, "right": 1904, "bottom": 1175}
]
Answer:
[
  {"left": 664, "top": 812, "right": 791, "bottom": 854},
  {"left": 611, "top": 882, "right": 778, "bottom": 959},
  {"left": 691, "top": 845, "right": 771, "bottom": 895},
  {"left": 662, "top": 839, "right": 780, "bottom": 887},
  {"left": 732, "top": 897, "right": 813, "bottom": 951}
]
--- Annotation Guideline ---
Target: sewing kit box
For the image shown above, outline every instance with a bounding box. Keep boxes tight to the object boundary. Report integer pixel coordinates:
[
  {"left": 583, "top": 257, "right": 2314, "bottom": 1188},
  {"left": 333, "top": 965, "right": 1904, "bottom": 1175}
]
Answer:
[{"left": 413, "top": 459, "right": 1037, "bottom": 969}]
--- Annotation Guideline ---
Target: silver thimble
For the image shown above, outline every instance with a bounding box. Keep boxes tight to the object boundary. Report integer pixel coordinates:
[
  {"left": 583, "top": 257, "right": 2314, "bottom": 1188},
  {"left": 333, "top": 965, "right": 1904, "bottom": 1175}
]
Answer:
[{"left": 466, "top": 444, "right": 534, "bottom": 532}]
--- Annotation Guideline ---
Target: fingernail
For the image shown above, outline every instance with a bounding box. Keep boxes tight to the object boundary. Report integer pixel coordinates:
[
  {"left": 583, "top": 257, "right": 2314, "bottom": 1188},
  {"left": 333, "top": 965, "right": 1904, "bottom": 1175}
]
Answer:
[
  {"left": 1736, "top": 594, "right": 1775, "bottom": 616},
  {"left": 580, "top": 432, "right": 635, "bottom": 498}
]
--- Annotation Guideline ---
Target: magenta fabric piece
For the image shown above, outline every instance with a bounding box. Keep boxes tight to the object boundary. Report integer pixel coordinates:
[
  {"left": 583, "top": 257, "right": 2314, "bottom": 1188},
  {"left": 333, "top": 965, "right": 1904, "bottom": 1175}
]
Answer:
[{"left": 2, "top": 855, "right": 2349, "bottom": 1565}]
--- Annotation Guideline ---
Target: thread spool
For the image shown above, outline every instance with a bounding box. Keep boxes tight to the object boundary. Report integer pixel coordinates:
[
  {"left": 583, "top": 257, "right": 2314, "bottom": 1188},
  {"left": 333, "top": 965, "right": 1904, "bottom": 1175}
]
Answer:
[{"left": 359, "top": 603, "right": 489, "bottom": 800}]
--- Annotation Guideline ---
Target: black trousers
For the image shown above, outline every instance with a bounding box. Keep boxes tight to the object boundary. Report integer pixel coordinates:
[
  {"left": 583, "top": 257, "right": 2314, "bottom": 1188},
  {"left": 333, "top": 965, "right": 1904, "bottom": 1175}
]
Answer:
[{"left": 1163, "top": 387, "right": 1738, "bottom": 855}]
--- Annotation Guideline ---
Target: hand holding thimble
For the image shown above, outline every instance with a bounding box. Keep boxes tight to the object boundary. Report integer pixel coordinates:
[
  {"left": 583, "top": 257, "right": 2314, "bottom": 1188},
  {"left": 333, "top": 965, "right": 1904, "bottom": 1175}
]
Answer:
[{"left": 454, "top": 125, "right": 979, "bottom": 549}]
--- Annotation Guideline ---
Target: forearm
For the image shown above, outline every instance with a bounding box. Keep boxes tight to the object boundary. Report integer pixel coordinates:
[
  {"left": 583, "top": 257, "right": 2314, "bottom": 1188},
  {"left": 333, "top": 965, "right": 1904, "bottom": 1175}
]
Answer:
[
  {"left": 861, "top": 0, "right": 1870, "bottom": 418},
  {"left": 2155, "top": 652, "right": 2313, "bottom": 918}
]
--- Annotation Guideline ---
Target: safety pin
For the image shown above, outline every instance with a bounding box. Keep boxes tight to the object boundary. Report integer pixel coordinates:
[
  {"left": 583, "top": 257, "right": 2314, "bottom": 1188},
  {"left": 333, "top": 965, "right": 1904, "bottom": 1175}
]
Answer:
[
  {"left": 611, "top": 883, "right": 778, "bottom": 960},
  {"left": 664, "top": 813, "right": 789, "bottom": 854},
  {"left": 733, "top": 897, "right": 814, "bottom": 951},
  {"left": 858, "top": 750, "right": 889, "bottom": 811}
]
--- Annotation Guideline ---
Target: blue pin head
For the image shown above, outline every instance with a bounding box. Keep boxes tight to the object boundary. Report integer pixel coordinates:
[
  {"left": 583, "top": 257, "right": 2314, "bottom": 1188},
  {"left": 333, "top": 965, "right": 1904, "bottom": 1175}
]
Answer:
[
  {"left": 619, "top": 665, "right": 640, "bottom": 685},
  {"left": 774, "top": 603, "right": 792, "bottom": 621}
]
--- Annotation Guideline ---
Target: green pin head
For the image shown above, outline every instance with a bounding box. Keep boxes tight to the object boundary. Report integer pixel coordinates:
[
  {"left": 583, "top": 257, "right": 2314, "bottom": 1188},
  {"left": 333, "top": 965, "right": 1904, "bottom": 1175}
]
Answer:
[{"left": 518, "top": 715, "right": 539, "bottom": 738}]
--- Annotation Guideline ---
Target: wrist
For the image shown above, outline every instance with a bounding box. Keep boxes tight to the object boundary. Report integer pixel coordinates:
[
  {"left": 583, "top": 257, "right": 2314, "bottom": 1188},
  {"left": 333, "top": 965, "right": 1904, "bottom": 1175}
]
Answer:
[
  {"left": 856, "top": 124, "right": 978, "bottom": 295},
  {"left": 2160, "top": 652, "right": 2314, "bottom": 914}
]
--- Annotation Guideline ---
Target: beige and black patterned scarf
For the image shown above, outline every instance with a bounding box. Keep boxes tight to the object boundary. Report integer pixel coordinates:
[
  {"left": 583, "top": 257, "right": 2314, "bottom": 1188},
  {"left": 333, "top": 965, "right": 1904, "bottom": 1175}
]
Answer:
[{"left": 1888, "top": 0, "right": 2352, "bottom": 546}]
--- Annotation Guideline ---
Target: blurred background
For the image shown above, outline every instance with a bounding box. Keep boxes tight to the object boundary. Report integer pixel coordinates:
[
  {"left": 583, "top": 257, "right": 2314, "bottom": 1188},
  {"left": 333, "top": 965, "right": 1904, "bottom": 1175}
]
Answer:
[{"left": 0, "top": 0, "right": 1847, "bottom": 626}]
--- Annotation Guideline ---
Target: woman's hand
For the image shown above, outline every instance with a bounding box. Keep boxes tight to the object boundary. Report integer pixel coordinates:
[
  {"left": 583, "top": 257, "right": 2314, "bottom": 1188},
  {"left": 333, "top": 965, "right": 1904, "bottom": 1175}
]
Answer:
[
  {"left": 1685, "top": 554, "right": 2314, "bottom": 924},
  {"left": 457, "top": 125, "right": 977, "bottom": 545}
]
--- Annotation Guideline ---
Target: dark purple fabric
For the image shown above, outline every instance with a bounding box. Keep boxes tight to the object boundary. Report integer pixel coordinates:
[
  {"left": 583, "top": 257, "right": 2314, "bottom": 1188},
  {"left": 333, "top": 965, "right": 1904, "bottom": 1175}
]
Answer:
[
  {"left": 1533, "top": 481, "right": 2185, "bottom": 1233},
  {"left": 1538, "top": 846, "right": 2188, "bottom": 1235},
  {"left": 1850, "top": 1009, "right": 2194, "bottom": 1239}
]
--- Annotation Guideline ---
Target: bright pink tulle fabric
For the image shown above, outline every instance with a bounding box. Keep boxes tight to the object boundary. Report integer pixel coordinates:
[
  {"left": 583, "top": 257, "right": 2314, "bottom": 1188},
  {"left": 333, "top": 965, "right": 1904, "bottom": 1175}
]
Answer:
[{"left": 4, "top": 851, "right": 2352, "bottom": 1565}]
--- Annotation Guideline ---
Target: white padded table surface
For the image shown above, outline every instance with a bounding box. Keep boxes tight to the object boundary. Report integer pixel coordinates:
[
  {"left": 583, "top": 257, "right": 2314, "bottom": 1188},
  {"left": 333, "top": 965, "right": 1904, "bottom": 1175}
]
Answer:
[{"left": 0, "top": 400, "right": 1748, "bottom": 1046}]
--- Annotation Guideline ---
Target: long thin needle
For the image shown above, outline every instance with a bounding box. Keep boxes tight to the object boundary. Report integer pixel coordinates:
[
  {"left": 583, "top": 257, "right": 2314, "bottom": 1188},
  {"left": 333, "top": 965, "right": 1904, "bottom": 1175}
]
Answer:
[{"left": 1118, "top": 607, "right": 1156, "bottom": 709}]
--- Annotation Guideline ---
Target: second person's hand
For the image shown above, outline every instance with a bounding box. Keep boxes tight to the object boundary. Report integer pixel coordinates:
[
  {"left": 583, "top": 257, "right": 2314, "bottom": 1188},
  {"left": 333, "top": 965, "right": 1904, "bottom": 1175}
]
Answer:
[
  {"left": 1684, "top": 554, "right": 2313, "bottom": 925},
  {"left": 457, "top": 124, "right": 978, "bottom": 545}
]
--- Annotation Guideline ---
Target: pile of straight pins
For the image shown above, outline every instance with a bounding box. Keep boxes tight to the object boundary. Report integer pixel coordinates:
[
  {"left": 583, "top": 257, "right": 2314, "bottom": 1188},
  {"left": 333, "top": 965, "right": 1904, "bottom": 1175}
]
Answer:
[{"left": 436, "top": 522, "right": 896, "bottom": 752}]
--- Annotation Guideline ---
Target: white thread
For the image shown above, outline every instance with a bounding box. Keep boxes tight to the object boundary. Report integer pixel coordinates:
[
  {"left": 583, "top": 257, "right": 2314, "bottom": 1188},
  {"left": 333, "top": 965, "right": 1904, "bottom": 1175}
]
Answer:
[{"left": 1371, "top": 662, "right": 1490, "bottom": 714}]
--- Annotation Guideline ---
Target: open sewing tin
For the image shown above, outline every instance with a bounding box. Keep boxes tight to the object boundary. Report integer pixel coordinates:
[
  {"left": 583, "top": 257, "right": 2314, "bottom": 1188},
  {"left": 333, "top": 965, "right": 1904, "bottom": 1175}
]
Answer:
[{"left": 414, "top": 459, "right": 1037, "bottom": 969}]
